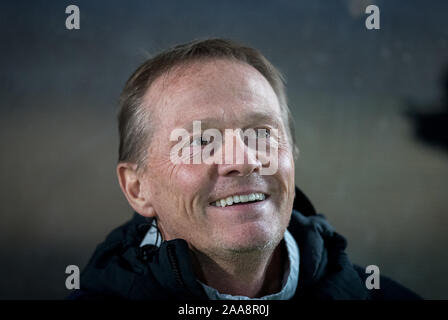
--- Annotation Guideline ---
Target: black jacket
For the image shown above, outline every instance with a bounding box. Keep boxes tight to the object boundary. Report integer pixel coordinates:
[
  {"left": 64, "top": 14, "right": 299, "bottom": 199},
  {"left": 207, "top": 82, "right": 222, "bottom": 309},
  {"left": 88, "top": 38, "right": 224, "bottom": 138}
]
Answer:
[{"left": 69, "top": 188, "right": 421, "bottom": 300}]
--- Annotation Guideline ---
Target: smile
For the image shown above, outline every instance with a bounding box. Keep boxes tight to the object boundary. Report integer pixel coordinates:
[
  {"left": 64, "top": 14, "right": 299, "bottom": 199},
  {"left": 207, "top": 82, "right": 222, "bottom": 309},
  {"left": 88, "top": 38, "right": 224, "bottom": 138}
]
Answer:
[{"left": 211, "top": 193, "right": 266, "bottom": 207}]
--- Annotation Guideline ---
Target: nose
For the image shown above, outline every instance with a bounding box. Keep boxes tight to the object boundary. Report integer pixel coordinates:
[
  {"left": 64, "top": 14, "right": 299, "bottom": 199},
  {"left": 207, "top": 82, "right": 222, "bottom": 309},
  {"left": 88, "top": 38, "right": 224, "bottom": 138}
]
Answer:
[{"left": 217, "top": 131, "right": 262, "bottom": 177}]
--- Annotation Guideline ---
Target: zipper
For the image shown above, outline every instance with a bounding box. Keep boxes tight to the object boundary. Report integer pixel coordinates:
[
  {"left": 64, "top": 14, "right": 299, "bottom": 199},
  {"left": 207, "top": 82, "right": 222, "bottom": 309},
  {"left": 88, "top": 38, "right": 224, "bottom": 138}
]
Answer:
[{"left": 166, "top": 243, "right": 187, "bottom": 289}]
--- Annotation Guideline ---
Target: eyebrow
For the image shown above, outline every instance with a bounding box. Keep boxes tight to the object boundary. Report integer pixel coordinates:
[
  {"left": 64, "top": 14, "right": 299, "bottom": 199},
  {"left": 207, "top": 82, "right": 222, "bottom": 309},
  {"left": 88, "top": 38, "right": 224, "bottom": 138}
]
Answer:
[
  {"left": 178, "top": 111, "right": 283, "bottom": 133},
  {"left": 244, "top": 112, "right": 283, "bottom": 127}
]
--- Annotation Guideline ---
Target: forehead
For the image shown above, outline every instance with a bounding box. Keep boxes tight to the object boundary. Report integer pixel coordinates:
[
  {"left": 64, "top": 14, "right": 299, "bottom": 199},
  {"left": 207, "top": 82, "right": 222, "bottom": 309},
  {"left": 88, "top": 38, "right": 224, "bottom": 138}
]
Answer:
[{"left": 142, "top": 59, "right": 282, "bottom": 130}]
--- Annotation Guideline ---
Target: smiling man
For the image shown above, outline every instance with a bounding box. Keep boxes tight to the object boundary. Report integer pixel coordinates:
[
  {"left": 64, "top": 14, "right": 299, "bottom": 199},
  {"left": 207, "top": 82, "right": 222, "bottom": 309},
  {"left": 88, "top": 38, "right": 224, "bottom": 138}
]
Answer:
[{"left": 70, "top": 39, "right": 420, "bottom": 300}]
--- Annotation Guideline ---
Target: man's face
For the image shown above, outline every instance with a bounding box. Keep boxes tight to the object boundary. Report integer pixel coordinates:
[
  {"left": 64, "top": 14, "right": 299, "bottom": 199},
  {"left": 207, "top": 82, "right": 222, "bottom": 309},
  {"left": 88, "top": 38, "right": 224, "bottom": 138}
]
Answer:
[{"left": 140, "top": 59, "right": 295, "bottom": 256}]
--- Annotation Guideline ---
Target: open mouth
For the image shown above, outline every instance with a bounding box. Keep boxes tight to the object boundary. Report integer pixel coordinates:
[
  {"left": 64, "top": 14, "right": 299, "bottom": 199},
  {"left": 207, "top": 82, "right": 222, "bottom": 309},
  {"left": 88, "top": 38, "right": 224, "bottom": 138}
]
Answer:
[{"left": 210, "top": 192, "right": 267, "bottom": 208}]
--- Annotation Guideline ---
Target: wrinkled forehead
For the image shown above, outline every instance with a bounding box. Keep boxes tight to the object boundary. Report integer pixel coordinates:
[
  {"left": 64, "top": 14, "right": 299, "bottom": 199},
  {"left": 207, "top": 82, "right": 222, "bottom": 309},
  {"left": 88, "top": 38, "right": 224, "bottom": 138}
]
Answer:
[{"left": 142, "top": 59, "right": 283, "bottom": 131}]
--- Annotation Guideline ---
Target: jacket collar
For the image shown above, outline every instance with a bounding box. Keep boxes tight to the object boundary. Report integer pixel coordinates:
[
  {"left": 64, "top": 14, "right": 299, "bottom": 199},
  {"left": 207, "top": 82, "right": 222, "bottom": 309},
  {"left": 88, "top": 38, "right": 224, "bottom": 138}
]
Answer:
[{"left": 288, "top": 212, "right": 370, "bottom": 300}]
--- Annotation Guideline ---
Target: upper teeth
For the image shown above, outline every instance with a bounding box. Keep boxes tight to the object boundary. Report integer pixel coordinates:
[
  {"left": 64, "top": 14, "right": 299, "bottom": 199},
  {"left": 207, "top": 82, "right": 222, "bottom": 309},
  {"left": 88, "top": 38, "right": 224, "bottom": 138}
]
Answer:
[{"left": 213, "top": 193, "right": 266, "bottom": 207}]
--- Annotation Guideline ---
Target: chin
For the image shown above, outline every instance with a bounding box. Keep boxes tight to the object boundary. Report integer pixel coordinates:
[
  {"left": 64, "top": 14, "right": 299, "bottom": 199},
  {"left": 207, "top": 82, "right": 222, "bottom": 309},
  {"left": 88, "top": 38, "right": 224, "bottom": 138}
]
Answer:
[{"left": 218, "top": 223, "right": 282, "bottom": 253}]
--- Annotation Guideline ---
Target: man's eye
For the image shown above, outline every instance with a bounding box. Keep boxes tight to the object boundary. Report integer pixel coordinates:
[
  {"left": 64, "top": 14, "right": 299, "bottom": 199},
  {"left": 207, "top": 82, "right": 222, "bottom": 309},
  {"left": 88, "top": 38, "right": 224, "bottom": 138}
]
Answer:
[
  {"left": 191, "top": 136, "right": 211, "bottom": 146},
  {"left": 256, "top": 129, "right": 271, "bottom": 139}
]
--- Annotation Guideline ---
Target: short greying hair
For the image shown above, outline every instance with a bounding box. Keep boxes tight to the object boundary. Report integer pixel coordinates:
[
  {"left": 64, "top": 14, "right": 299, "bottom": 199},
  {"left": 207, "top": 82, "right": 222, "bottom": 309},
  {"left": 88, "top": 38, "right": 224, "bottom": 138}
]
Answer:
[{"left": 118, "top": 38, "right": 298, "bottom": 170}]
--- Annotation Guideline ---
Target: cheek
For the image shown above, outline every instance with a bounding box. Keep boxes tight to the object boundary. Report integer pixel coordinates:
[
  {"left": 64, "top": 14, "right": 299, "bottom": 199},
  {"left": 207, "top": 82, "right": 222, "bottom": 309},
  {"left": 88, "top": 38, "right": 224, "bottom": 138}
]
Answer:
[
  {"left": 273, "top": 149, "right": 295, "bottom": 216},
  {"left": 276, "top": 149, "right": 295, "bottom": 183},
  {"left": 175, "top": 165, "right": 212, "bottom": 193},
  {"left": 166, "top": 165, "right": 216, "bottom": 211},
  {"left": 146, "top": 163, "right": 215, "bottom": 238},
  {"left": 147, "top": 161, "right": 214, "bottom": 211}
]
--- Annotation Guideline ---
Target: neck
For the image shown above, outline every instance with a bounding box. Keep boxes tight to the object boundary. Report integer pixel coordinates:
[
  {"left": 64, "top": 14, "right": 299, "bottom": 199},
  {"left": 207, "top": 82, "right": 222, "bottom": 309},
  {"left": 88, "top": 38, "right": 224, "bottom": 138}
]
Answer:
[{"left": 191, "top": 242, "right": 286, "bottom": 298}]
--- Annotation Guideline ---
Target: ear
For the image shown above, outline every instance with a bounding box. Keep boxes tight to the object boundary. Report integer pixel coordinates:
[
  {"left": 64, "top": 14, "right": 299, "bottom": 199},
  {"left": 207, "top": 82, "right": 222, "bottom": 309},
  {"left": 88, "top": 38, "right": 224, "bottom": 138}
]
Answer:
[{"left": 116, "top": 162, "right": 156, "bottom": 218}]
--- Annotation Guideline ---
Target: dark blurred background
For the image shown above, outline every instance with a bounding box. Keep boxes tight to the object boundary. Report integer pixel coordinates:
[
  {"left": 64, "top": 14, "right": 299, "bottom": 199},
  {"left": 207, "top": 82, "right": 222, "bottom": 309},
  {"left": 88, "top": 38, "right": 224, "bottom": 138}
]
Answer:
[{"left": 0, "top": 0, "right": 447, "bottom": 299}]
